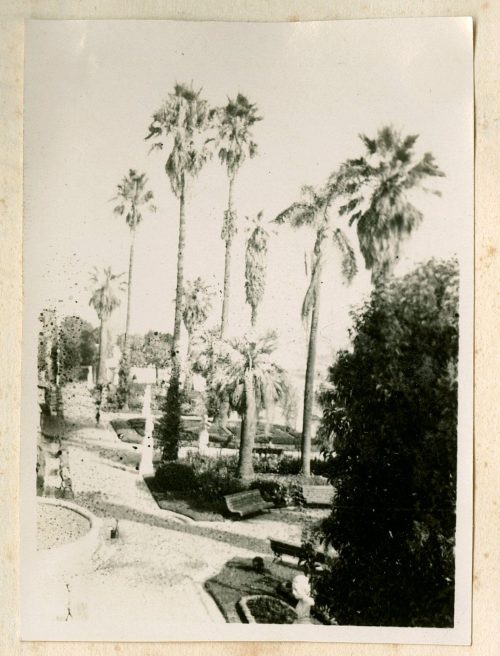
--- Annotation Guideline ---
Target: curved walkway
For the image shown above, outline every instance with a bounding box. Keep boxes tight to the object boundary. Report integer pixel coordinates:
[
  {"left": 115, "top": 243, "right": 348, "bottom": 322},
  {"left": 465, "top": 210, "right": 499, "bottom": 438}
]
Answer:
[{"left": 38, "top": 421, "right": 312, "bottom": 630}]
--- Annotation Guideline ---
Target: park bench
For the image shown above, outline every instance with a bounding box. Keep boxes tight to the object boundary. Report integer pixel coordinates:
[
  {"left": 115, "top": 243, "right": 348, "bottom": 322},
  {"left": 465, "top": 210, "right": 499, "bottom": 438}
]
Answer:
[
  {"left": 301, "top": 484, "right": 334, "bottom": 507},
  {"left": 224, "top": 490, "right": 274, "bottom": 519},
  {"left": 269, "top": 538, "right": 326, "bottom": 566}
]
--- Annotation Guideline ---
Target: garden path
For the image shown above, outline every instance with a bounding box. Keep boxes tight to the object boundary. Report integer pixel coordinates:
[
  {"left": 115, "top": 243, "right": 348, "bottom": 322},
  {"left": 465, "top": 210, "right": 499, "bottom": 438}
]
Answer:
[{"left": 39, "top": 421, "right": 308, "bottom": 630}]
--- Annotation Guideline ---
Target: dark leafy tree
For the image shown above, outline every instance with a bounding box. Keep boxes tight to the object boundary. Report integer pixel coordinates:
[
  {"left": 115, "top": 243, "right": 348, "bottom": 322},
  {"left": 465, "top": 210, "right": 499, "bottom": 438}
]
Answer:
[
  {"left": 157, "top": 371, "right": 182, "bottom": 462},
  {"left": 58, "top": 316, "right": 97, "bottom": 383},
  {"left": 313, "top": 258, "right": 459, "bottom": 627},
  {"left": 143, "top": 331, "right": 172, "bottom": 382}
]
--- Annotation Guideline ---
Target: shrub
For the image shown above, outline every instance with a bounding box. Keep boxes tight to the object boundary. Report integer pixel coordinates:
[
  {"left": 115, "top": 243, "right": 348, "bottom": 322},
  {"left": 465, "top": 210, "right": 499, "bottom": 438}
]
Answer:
[
  {"left": 154, "top": 462, "right": 197, "bottom": 493},
  {"left": 315, "top": 259, "right": 459, "bottom": 627},
  {"left": 250, "top": 476, "right": 303, "bottom": 507},
  {"left": 157, "top": 372, "right": 182, "bottom": 461}
]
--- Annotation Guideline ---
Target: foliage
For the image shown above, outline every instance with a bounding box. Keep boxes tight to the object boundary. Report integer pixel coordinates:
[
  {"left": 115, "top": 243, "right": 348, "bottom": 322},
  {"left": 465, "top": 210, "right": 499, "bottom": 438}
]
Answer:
[
  {"left": 116, "top": 352, "right": 131, "bottom": 409},
  {"left": 182, "top": 277, "right": 214, "bottom": 335},
  {"left": 113, "top": 169, "right": 156, "bottom": 229},
  {"left": 143, "top": 330, "right": 172, "bottom": 375},
  {"left": 245, "top": 211, "right": 269, "bottom": 327},
  {"left": 156, "top": 371, "right": 182, "bottom": 461},
  {"left": 37, "top": 308, "right": 59, "bottom": 383},
  {"left": 275, "top": 182, "right": 357, "bottom": 477},
  {"left": 213, "top": 332, "right": 290, "bottom": 479},
  {"left": 334, "top": 126, "right": 445, "bottom": 280},
  {"left": 252, "top": 455, "right": 330, "bottom": 477},
  {"left": 117, "top": 333, "right": 147, "bottom": 366},
  {"left": 58, "top": 316, "right": 97, "bottom": 383},
  {"left": 313, "top": 258, "right": 459, "bottom": 627},
  {"left": 249, "top": 476, "right": 303, "bottom": 507},
  {"left": 88, "top": 267, "right": 126, "bottom": 321},
  {"left": 146, "top": 83, "right": 214, "bottom": 198},
  {"left": 213, "top": 93, "right": 261, "bottom": 179},
  {"left": 246, "top": 596, "right": 296, "bottom": 624}
]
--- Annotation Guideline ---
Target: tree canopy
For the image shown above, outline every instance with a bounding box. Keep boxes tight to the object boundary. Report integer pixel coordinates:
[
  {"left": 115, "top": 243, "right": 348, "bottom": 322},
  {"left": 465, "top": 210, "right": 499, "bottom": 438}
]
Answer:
[{"left": 314, "top": 258, "right": 459, "bottom": 627}]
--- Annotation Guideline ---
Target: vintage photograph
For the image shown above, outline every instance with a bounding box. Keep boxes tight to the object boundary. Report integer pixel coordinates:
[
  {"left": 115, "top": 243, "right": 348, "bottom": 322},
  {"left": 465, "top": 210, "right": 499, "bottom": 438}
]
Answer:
[{"left": 21, "top": 18, "right": 473, "bottom": 643}]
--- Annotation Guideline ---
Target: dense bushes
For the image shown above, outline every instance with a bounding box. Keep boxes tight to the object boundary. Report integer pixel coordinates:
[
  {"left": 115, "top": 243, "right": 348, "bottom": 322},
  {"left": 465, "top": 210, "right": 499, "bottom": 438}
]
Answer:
[
  {"left": 312, "top": 259, "right": 459, "bottom": 627},
  {"left": 153, "top": 452, "right": 309, "bottom": 508},
  {"left": 253, "top": 454, "right": 330, "bottom": 477}
]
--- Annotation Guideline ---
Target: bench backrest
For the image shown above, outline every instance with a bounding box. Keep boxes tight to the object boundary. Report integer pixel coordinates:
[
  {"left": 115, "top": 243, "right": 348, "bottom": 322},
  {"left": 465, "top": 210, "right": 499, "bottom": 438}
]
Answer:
[
  {"left": 302, "top": 485, "right": 334, "bottom": 505},
  {"left": 225, "top": 489, "right": 265, "bottom": 510}
]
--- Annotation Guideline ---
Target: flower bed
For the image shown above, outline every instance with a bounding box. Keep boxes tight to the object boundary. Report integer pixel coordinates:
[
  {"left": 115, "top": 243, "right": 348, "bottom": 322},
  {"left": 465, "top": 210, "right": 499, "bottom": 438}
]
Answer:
[{"left": 239, "top": 595, "right": 297, "bottom": 624}]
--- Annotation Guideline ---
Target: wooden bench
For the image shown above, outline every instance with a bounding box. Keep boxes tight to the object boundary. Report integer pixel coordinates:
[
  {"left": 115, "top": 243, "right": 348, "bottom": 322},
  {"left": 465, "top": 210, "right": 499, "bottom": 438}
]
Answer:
[
  {"left": 224, "top": 490, "right": 274, "bottom": 519},
  {"left": 301, "top": 484, "right": 334, "bottom": 507},
  {"left": 269, "top": 538, "right": 326, "bottom": 566}
]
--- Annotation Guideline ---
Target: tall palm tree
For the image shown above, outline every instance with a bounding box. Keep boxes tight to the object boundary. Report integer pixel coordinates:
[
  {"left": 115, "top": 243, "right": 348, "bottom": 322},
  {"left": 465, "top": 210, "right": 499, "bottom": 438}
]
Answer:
[
  {"left": 89, "top": 267, "right": 126, "bottom": 384},
  {"left": 245, "top": 211, "right": 269, "bottom": 329},
  {"left": 113, "top": 169, "right": 156, "bottom": 349},
  {"left": 335, "top": 126, "right": 445, "bottom": 281},
  {"left": 275, "top": 184, "right": 357, "bottom": 476},
  {"left": 214, "top": 94, "right": 261, "bottom": 338},
  {"left": 182, "top": 277, "right": 214, "bottom": 392},
  {"left": 214, "top": 332, "right": 289, "bottom": 479},
  {"left": 146, "top": 83, "right": 214, "bottom": 371}
]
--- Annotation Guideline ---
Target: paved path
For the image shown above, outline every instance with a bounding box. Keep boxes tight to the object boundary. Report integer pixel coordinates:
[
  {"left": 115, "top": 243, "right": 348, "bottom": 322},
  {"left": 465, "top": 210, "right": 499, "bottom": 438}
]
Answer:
[{"left": 35, "top": 421, "right": 313, "bottom": 632}]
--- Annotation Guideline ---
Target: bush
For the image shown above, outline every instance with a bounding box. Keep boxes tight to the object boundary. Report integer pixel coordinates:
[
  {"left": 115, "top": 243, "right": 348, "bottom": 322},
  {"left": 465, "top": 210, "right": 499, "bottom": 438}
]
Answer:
[
  {"left": 250, "top": 476, "right": 303, "bottom": 507},
  {"left": 154, "top": 462, "right": 198, "bottom": 493},
  {"left": 253, "top": 455, "right": 330, "bottom": 477},
  {"left": 314, "top": 259, "right": 459, "bottom": 627}
]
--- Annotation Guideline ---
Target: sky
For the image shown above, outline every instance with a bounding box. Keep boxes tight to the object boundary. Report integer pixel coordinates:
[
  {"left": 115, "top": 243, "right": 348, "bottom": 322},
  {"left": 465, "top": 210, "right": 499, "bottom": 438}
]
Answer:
[{"left": 24, "top": 18, "right": 473, "bottom": 378}]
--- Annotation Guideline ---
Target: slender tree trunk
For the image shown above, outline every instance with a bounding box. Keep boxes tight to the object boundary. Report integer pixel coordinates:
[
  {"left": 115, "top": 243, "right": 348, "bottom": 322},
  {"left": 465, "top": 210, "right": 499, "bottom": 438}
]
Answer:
[
  {"left": 172, "top": 183, "right": 186, "bottom": 373},
  {"left": 184, "top": 333, "right": 193, "bottom": 394},
  {"left": 250, "top": 305, "right": 258, "bottom": 329},
  {"left": 301, "top": 287, "right": 321, "bottom": 477},
  {"left": 237, "top": 369, "right": 256, "bottom": 480},
  {"left": 221, "top": 175, "right": 236, "bottom": 339},
  {"left": 124, "top": 225, "right": 136, "bottom": 349},
  {"left": 97, "top": 317, "right": 107, "bottom": 385}
]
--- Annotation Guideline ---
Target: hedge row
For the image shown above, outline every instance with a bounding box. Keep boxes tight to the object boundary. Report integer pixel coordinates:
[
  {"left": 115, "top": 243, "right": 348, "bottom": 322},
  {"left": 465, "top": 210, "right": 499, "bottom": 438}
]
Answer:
[{"left": 153, "top": 453, "right": 323, "bottom": 508}]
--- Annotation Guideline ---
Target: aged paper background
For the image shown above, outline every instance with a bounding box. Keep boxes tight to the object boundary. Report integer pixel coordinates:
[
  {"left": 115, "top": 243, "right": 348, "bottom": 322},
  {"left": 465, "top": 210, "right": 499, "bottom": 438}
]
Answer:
[{"left": 0, "top": 1, "right": 498, "bottom": 656}]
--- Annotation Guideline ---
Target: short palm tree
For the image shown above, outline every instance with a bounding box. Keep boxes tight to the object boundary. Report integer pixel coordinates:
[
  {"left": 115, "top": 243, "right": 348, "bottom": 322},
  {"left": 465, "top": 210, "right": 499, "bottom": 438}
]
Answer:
[
  {"left": 146, "top": 83, "right": 214, "bottom": 370},
  {"left": 275, "top": 184, "right": 357, "bottom": 476},
  {"left": 214, "top": 94, "right": 261, "bottom": 337},
  {"left": 113, "top": 169, "right": 156, "bottom": 348},
  {"left": 335, "top": 126, "right": 445, "bottom": 281},
  {"left": 89, "top": 267, "right": 126, "bottom": 384},
  {"left": 182, "top": 277, "right": 214, "bottom": 392},
  {"left": 214, "top": 331, "right": 289, "bottom": 480},
  {"left": 245, "top": 211, "right": 269, "bottom": 329}
]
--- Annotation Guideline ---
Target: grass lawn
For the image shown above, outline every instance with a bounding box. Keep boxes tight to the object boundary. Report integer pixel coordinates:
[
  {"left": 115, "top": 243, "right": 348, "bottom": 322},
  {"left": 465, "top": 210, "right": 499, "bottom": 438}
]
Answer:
[
  {"left": 144, "top": 477, "right": 227, "bottom": 521},
  {"left": 205, "top": 556, "right": 301, "bottom": 623}
]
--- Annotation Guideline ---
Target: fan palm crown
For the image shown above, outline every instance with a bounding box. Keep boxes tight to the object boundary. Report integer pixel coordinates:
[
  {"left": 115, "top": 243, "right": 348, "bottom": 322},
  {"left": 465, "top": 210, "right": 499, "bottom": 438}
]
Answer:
[{"left": 334, "top": 126, "right": 445, "bottom": 280}]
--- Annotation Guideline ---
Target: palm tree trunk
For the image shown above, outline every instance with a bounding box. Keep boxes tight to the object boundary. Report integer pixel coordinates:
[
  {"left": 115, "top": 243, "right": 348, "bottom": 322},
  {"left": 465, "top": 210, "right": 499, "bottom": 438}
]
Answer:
[
  {"left": 97, "top": 318, "right": 107, "bottom": 385},
  {"left": 221, "top": 175, "right": 235, "bottom": 339},
  {"left": 184, "top": 333, "right": 193, "bottom": 394},
  {"left": 301, "top": 289, "right": 321, "bottom": 477},
  {"left": 124, "top": 225, "right": 136, "bottom": 349},
  {"left": 172, "top": 184, "right": 186, "bottom": 373},
  {"left": 251, "top": 305, "right": 258, "bottom": 329},
  {"left": 237, "top": 370, "right": 256, "bottom": 479}
]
